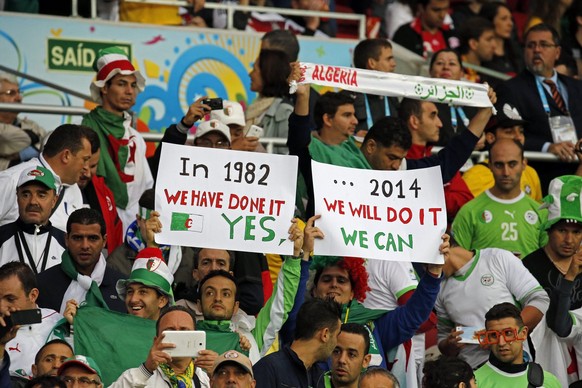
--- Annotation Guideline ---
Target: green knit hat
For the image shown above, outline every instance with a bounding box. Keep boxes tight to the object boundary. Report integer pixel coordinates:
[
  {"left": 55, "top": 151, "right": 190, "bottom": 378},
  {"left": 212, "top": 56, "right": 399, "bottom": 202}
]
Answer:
[{"left": 540, "top": 175, "right": 582, "bottom": 230}]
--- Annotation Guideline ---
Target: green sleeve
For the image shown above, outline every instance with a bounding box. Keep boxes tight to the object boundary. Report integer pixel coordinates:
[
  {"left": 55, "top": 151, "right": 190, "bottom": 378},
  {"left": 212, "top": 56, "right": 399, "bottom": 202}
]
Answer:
[{"left": 252, "top": 256, "right": 301, "bottom": 354}]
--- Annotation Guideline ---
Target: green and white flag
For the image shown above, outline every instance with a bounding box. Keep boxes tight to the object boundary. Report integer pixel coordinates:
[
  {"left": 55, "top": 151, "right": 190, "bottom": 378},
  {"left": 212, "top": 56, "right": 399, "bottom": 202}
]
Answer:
[
  {"left": 73, "top": 306, "right": 155, "bottom": 386},
  {"left": 170, "top": 212, "right": 203, "bottom": 232}
]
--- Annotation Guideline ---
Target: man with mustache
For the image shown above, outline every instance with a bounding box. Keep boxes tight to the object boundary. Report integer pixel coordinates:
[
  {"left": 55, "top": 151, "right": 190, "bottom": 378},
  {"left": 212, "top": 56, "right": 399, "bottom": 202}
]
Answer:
[
  {"left": 325, "top": 323, "right": 372, "bottom": 388},
  {"left": 0, "top": 124, "right": 95, "bottom": 233},
  {"left": 496, "top": 23, "right": 582, "bottom": 190},
  {"left": 0, "top": 165, "right": 66, "bottom": 273}
]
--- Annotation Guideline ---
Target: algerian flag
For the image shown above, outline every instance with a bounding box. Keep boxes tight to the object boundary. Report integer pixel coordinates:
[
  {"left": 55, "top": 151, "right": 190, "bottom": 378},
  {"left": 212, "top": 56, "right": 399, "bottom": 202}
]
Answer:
[
  {"left": 170, "top": 212, "right": 203, "bottom": 232},
  {"left": 74, "top": 306, "right": 155, "bottom": 386}
]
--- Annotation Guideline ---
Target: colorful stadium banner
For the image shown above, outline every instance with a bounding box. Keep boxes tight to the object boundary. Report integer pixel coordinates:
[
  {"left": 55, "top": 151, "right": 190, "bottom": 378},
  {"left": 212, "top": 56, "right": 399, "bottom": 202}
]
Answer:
[
  {"left": 155, "top": 143, "right": 298, "bottom": 254},
  {"left": 0, "top": 12, "right": 355, "bottom": 133},
  {"left": 297, "top": 62, "right": 493, "bottom": 107},
  {"left": 312, "top": 162, "right": 447, "bottom": 263}
]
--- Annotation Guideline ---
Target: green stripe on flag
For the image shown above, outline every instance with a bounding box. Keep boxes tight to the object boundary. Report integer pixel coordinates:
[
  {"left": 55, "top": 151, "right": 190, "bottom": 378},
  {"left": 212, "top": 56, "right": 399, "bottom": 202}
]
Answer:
[
  {"left": 171, "top": 212, "right": 189, "bottom": 231},
  {"left": 74, "top": 306, "right": 156, "bottom": 386}
]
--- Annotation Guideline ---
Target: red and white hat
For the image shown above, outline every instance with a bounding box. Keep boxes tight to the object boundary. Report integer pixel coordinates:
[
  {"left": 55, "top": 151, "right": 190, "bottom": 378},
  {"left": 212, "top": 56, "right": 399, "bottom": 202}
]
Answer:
[{"left": 90, "top": 46, "right": 145, "bottom": 104}]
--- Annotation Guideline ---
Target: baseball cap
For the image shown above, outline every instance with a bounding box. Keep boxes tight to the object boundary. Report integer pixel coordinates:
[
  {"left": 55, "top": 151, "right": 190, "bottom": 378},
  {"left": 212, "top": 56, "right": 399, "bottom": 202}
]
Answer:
[
  {"left": 57, "top": 355, "right": 102, "bottom": 380},
  {"left": 485, "top": 103, "right": 527, "bottom": 133},
  {"left": 213, "top": 350, "right": 253, "bottom": 378},
  {"left": 17, "top": 166, "right": 57, "bottom": 191},
  {"left": 210, "top": 101, "right": 245, "bottom": 127},
  {"left": 194, "top": 119, "right": 231, "bottom": 143},
  {"left": 116, "top": 247, "right": 175, "bottom": 304}
]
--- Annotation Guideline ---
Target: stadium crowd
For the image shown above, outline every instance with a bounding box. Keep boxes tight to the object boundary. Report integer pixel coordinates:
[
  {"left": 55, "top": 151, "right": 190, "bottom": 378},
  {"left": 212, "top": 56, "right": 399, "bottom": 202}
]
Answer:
[{"left": 4, "top": 0, "right": 582, "bottom": 387}]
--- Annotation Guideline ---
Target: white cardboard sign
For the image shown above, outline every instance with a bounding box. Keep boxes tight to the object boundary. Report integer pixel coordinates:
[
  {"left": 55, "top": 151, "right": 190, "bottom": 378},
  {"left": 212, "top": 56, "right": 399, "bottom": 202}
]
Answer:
[
  {"left": 155, "top": 143, "right": 298, "bottom": 255},
  {"left": 312, "top": 161, "right": 447, "bottom": 263}
]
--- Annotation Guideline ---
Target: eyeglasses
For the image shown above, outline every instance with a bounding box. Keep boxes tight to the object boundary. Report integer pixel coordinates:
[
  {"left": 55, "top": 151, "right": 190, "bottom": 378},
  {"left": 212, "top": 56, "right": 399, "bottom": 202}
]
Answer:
[
  {"left": 0, "top": 89, "right": 20, "bottom": 96},
  {"left": 195, "top": 139, "right": 230, "bottom": 149},
  {"left": 525, "top": 41, "right": 558, "bottom": 50},
  {"left": 61, "top": 376, "right": 102, "bottom": 387},
  {"left": 475, "top": 327, "right": 526, "bottom": 346}
]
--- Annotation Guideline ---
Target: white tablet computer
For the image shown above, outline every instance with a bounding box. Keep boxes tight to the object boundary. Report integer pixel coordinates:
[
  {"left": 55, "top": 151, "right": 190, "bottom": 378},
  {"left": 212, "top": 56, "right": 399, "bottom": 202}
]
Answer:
[{"left": 162, "top": 330, "right": 206, "bottom": 357}]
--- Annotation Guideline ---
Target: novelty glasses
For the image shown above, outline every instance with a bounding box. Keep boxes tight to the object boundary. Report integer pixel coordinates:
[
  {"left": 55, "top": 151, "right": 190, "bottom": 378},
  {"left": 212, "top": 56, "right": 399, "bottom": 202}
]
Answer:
[{"left": 476, "top": 327, "right": 527, "bottom": 346}]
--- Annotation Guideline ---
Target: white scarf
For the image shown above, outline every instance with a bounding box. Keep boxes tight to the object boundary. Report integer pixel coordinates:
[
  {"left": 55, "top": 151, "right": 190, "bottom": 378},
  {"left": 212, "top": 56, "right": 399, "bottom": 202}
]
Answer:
[
  {"left": 59, "top": 254, "right": 107, "bottom": 314},
  {"left": 296, "top": 62, "right": 492, "bottom": 108}
]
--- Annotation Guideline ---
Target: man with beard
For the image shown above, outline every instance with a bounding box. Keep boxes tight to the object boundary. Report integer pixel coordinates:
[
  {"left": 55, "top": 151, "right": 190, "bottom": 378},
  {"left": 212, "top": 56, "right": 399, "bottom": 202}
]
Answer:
[
  {"left": 496, "top": 23, "right": 582, "bottom": 189},
  {"left": 324, "top": 323, "right": 371, "bottom": 388}
]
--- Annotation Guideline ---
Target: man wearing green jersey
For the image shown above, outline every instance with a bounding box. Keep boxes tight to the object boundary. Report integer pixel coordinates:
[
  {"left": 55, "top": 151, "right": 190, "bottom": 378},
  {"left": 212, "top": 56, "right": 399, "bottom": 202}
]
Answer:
[
  {"left": 452, "top": 138, "right": 547, "bottom": 258},
  {"left": 474, "top": 303, "right": 561, "bottom": 388}
]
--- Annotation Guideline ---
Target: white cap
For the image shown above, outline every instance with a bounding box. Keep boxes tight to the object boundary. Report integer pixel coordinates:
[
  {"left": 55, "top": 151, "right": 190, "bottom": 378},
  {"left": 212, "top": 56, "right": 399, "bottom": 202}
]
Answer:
[
  {"left": 210, "top": 100, "right": 245, "bottom": 127},
  {"left": 194, "top": 119, "right": 231, "bottom": 142}
]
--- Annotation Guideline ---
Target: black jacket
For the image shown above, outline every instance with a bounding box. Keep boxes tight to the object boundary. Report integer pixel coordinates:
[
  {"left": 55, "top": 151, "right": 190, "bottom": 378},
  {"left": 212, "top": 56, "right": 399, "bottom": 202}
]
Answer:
[
  {"left": 253, "top": 345, "right": 326, "bottom": 388},
  {"left": 496, "top": 69, "right": 582, "bottom": 190},
  {"left": 497, "top": 69, "right": 582, "bottom": 151}
]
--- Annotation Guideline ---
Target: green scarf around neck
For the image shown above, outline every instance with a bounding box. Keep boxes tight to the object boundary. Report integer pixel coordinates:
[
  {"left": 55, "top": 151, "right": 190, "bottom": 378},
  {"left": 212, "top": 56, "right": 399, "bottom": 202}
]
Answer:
[
  {"left": 61, "top": 250, "right": 109, "bottom": 309},
  {"left": 82, "top": 107, "right": 130, "bottom": 209}
]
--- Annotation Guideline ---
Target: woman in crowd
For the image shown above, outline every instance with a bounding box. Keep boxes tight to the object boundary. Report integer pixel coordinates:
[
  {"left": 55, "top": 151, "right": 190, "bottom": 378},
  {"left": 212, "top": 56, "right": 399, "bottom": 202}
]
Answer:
[
  {"left": 428, "top": 49, "right": 479, "bottom": 148},
  {"left": 246, "top": 49, "right": 293, "bottom": 154},
  {"left": 479, "top": 2, "right": 523, "bottom": 76}
]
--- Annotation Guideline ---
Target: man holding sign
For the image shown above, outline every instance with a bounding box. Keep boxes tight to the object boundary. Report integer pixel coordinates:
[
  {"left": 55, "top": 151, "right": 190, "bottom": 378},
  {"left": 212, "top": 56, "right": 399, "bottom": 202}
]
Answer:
[
  {"left": 280, "top": 235, "right": 449, "bottom": 386},
  {"left": 287, "top": 67, "right": 496, "bottom": 218},
  {"left": 172, "top": 216, "right": 312, "bottom": 361},
  {"left": 151, "top": 104, "right": 299, "bottom": 313}
]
